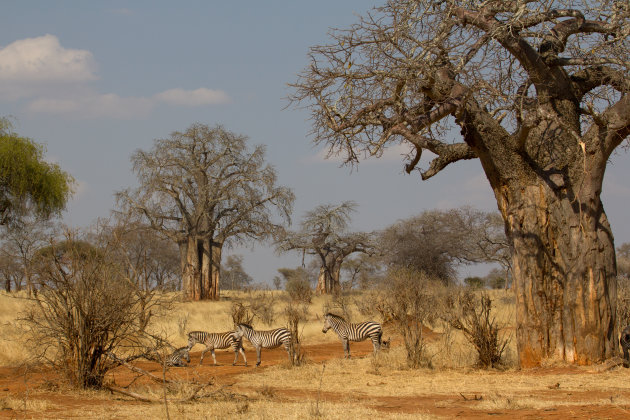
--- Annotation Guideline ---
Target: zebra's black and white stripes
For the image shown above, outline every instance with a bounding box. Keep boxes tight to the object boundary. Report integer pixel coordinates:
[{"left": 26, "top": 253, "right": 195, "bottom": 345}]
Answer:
[
  {"left": 165, "top": 346, "right": 190, "bottom": 367},
  {"left": 322, "top": 313, "right": 383, "bottom": 358},
  {"left": 187, "top": 330, "right": 247, "bottom": 366},
  {"left": 234, "top": 323, "right": 292, "bottom": 366},
  {"left": 621, "top": 325, "right": 630, "bottom": 362}
]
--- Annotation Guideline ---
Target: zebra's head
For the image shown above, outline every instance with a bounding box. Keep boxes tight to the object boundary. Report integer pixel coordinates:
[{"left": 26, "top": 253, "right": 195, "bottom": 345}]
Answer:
[
  {"left": 182, "top": 347, "right": 191, "bottom": 363},
  {"left": 235, "top": 323, "right": 252, "bottom": 338},
  {"left": 322, "top": 313, "right": 342, "bottom": 333}
]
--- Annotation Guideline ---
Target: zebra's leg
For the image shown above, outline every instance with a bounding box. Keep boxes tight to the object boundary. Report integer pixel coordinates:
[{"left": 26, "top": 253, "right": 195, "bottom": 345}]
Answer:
[
  {"left": 240, "top": 347, "right": 247, "bottom": 366},
  {"left": 256, "top": 346, "right": 262, "bottom": 367},
  {"left": 199, "top": 346, "right": 209, "bottom": 365},
  {"left": 232, "top": 349, "right": 239, "bottom": 366},
  {"left": 343, "top": 338, "right": 350, "bottom": 358},
  {"left": 373, "top": 333, "right": 382, "bottom": 355},
  {"left": 211, "top": 349, "right": 217, "bottom": 365}
]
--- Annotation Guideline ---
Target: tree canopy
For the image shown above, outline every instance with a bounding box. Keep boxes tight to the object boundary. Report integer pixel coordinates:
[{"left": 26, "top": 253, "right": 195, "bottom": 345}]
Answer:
[{"left": 0, "top": 118, "right": 73, "bottom": 225}]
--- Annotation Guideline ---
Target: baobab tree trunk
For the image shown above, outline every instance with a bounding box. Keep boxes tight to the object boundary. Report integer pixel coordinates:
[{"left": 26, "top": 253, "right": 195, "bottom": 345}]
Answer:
[
  {"left": 209, "top": 243, "right": 222, "bottom": 300},
  {"left": 496, "top": 181, "right": 617, "bottom": 367},
  {"left": 315, "top": 259, "right": 342, "bottom": 294},
  {"left": 181, "top": 236, "right": 202, "bottom": 301}
]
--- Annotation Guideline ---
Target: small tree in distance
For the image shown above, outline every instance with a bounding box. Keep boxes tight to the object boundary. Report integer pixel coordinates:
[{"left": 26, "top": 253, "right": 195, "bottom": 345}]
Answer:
[{"left": 276, "top": 201, "right": 374, "bottom": 294}]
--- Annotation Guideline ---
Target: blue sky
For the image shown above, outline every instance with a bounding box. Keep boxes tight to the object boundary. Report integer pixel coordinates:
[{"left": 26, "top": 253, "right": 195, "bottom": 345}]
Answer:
[{"left": 1, "top": 1, "right": 629, "bottom": 285}]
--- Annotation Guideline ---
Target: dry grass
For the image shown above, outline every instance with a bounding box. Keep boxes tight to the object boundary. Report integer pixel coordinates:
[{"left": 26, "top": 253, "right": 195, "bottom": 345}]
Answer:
[{"left": 3, "top": 288, "right": 630, "bottom": 419}]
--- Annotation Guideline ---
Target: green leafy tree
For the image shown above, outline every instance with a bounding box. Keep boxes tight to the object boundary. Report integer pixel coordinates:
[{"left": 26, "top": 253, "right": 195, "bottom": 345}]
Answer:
[{"left": 0, "top": 118, "right": 73, "bottom": 226}]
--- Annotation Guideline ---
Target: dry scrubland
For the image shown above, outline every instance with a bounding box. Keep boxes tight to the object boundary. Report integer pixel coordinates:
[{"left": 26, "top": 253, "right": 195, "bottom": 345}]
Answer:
[{"left": 2, "top": 289, "right": 630, "bottom": 419}]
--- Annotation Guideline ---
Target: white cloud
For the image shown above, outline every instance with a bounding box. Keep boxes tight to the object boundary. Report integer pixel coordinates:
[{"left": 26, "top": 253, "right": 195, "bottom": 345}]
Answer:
[
  {"left": 1, "top": 35, "right": 230, "bottom": 119},
  {"left": 0, "top": 34, "right": 96, "bottom": 83},
  {"left": 154, "top": 88, "right": 230, "bottom": 106}
]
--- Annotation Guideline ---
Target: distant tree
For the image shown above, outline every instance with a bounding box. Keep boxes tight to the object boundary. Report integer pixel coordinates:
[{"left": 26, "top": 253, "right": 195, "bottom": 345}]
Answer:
[
  {"left": 0, "top": 251, "right": 21, "bottom": 292},
  {"left": 379, "top": 208, "right": 507, "bottom": 285},
  {"left": 276, "top": 267, "right": 313, "bottom": 303},
  {"left": 222, "top": 255, "right": 253, "bottom": 290},
  {"left": 618, "top": 243, "right": 630, "bottom": 280},
  {"left": 117, "top": 124, "right": 294, "bottom": 301},
  {"left": 484, "top": 267, "right": 511, "bottom": 290},
  {"left": 464, "top": 276, "right": 485, "bottom": 289},
  {"left": 0, "top": 216, "right": 57, "bottom": 295},
  {"left": 276, "top": 202, "right": 374, "bottom": 294},
  {"left": 0, "top": 118, "right": 73, "bottom": 227},
  {"left": 100, "top": 218, "right": 180, "bottom": 291},
  {"left": 292, "top": 0, "right": 630, "bottom": 366},
  {"left": 341, "top": 253, "right": 382, "bottom": 290}
]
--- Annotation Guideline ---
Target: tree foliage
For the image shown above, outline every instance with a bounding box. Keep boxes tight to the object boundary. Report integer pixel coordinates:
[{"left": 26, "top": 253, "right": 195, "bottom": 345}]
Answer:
[{"left": 0, "top": 118, "right": 73, "bottom": 225}]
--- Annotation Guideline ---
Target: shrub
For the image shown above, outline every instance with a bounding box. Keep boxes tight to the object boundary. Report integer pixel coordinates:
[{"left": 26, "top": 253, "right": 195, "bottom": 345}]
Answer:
[
  {"left": 23, "top": 231, "right": 169, "bottom": 389},
  {"left": 446, "top": 290, "right": 510, "bottom": 368}
]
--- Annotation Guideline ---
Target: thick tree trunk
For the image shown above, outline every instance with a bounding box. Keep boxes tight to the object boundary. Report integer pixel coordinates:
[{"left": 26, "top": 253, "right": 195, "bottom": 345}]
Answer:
[
  {"left": 208, "top": 244, "right": 221, "bottom": 300},
  {"left": 181, "top": 236, "right": 202, "bottom": 301},
  {"left": 315, "top": 259, "right": 342, "bottom": 294},
  {"left": 496, "top": 182, "right": 617, "bottom": 367}
]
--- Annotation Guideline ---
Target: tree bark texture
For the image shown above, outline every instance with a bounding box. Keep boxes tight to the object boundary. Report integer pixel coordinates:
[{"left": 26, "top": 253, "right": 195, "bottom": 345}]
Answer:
[
  {"left": 496, "top": 182, "right": 617, "bottom": 367},
  {"left": 180, "top": 237, "right": 222, "bottom": 301},
  {"left": 315, "top": 258, "right": 341, "bottom": 295}
]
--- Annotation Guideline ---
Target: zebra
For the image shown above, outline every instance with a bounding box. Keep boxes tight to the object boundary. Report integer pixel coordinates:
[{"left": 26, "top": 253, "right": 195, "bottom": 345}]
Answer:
[
  {"left": 165, "top": 346, "right": 190, "bottom": 367},
  {"left": 234, "top": 323, "right": 292, "bottom": 366},
  {"left": 187, "top": 330, "right": 247, "bottom": 366},
  {"left": 621, "top": 325, "right": 630, "bottom": 363},
  {"left": 322, "top": 312, "right": 384, "bottom": 358}
]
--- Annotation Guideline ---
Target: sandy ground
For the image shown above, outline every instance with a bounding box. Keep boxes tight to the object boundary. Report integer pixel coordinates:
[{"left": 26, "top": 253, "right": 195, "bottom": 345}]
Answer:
[{"left": 2, "top": 339, "right": 630, "bottom": 419}]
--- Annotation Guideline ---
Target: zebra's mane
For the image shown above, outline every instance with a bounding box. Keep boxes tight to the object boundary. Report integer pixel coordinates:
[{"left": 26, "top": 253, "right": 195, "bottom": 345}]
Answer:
[
  {"left": 238, "top": 323, "right": 253, "bottom": 329},
  {"left": 325, "top": 313, "right": 345, "bottom": 322}
]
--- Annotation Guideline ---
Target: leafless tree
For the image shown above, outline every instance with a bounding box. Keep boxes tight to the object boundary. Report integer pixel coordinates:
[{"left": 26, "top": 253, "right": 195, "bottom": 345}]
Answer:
[
  {"left": 0, "top": 251, "right": 21, "bottom": 292},
  {"left": 0, "top": 216, "right": 57, "bottom": 296},
  {"left": 117, "top": 124, "right": 294, "bottom": 300},
  {"left": 24, "top": 229, "right": 172, "bottom": 389},
  {"left": 222, "top": 255, "right": 253, "bottom": 291},
  {"left": 379, "top": 207, "right": 508, "bottom": 284},
  {"left": 276, "top": 201, "right": 375, "bottom": 294},
  {"left": 291, "top": 0, "right": 630, "bottom": 366}
]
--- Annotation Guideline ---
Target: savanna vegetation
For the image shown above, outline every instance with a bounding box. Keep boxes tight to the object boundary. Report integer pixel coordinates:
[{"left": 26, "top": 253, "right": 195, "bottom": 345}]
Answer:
[{"left": 1, "top": 0, "right": 630, "bottom": 418}]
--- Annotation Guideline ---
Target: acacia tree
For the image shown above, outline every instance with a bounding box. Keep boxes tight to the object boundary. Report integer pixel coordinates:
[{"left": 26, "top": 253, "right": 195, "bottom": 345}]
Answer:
[
  {"left": 117, "top": 124, "right": 294, "bottom": 301},
  {"left": 292, "top": 1, "right": 630, "bottom": 366},
  {"left": 0, "top": 118, "right": 73, "bottom": 227},
  {"left": 276, "top": 201, "right": 374, "bottom": 294}
]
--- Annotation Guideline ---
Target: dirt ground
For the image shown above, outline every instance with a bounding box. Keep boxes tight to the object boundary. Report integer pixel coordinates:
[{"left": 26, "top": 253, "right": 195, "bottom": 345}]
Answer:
[{"left": 2, "top": 339, "right": 630, "bottom": 419}]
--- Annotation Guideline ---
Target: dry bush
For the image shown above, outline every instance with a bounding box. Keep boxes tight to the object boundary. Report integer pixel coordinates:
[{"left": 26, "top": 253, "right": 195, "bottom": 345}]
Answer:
[
  {"left": 285, "top": 271, "right": 312, "bottom": 303},
  {"left": 22, "top": 231, "right": 172, "bottom": 389},
  {"left": 230, "top": 288, "right": 277, "bottom": 327},
  {"left": 375, "top": 268, "right": 447, "bottom": 368},
  {"left": 284, "top": 300, "right": 309, "bottom": 366},
  {"left": 446, "top": 290, "right": 510, "bottom": 369}
]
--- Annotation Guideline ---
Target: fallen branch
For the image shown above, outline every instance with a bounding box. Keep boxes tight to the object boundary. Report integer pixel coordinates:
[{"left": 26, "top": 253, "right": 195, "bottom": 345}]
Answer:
[
  {"left": 459, "top": 393, "right": 483, "bottom": 401},
  {"left": 107, "top": 352, "right": 175, "bottom": 384},
  {"left": 106, "top": 381, "right": 236, "bottom": 404}
]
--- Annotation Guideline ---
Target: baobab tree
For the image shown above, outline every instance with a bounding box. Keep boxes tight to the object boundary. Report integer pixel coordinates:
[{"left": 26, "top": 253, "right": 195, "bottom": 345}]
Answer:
[
  {"left": 291, "top": 1, "right": 630, "bottom": 366},
  {"left": 276, "top": 201, "right": 374, "bottom": 294},
  {"left": 117, "top": 124, "right": 294, "bottom": 300}
]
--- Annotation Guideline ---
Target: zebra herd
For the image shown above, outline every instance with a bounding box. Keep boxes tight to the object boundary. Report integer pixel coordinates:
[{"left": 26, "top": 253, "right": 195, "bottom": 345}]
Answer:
[{"left": 165, "top": 313, "right": 389, "bottom": 368}]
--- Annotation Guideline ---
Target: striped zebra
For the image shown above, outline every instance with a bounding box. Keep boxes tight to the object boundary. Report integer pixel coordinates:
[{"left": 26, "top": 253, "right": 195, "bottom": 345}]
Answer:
[
  {"left": 322, "top": 313, "right": 384, "bottom": 358},
  {"left": 234, "top": 323, "right": 292, "bottom": 366},
  {"left": 187, "top": 330, "right": 247, "bottom": 366},
  {"left": 621, "top": 325, "right": 630, "bottom": 361},
  {"left": 165, "top": 346, "right": 190, "bottom": 367}
]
